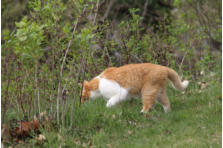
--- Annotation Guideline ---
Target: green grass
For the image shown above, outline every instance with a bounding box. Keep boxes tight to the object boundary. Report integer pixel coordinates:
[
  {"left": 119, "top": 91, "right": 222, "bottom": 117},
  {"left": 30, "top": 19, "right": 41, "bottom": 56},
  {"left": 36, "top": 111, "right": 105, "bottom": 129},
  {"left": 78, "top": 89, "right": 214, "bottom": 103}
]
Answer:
[
  {"left": 5, "top": 73, "right": 222, "bottom": 148},
  {"left": 35, "top": 75, "right": 221, "bottom": 148}
]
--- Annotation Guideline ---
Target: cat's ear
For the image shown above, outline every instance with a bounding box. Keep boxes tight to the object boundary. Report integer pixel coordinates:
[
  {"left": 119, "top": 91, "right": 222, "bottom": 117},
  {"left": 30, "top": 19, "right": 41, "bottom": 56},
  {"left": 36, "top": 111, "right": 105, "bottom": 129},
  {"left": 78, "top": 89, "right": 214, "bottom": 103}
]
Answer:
[
  {"left": 84, "top": 80, "right": 88, "bottom": 85},
  {"left": 83, "top": 80, "right": 89, "bottom": 88}
]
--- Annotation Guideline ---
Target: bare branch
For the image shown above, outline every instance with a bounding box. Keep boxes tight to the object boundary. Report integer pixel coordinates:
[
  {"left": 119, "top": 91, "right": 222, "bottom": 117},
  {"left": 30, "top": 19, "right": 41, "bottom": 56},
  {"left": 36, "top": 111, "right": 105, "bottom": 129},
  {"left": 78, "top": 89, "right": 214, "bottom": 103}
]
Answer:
[
  {"left": 93, "top": 0, "right": 100, "bottom": 25},
  {"left": 178, "top": 51, "right": 188, "bottom": 76},
  {"left": 142, "top": 0, "right": 149, "bottom": 20},
  {"left": 35, "top": 61, "right": 41, "bottom": 120},
  {"left": 69, "top": 65, "right": 82, "bottom": 130},
  {"left": 57, "top": 19, "right": 79, "bottom": 126},
  {"left": 102, "top": 0, "right": 115, "bottom": 20}
]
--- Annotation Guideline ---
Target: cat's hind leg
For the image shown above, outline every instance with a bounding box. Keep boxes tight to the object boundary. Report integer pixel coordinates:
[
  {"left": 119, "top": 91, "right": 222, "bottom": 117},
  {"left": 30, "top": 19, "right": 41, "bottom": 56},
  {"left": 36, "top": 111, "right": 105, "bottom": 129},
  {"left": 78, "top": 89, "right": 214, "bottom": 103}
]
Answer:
[
  {"left": 157, "top": 88, "right": 171, "bottom": 112},
  {"left": 141, "top": 83, "right": 161, "bottom": 113},
  {"left": 106, "top": 88, "right": 128, "bottom": 108}
]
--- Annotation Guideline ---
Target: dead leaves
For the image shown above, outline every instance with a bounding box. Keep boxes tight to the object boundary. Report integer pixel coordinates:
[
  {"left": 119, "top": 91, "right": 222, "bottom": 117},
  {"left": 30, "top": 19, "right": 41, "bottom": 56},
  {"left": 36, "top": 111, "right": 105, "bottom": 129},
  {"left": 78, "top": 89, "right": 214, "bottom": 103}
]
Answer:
[
  {"left": 35, "top": 134, "right": 46, "bottom": 143},
  {"left": 13, "top": 116, "right": 40, "bottom": 138},
  {"left": 74, "top": 139, "right": 81, "bottom": 145},
  {"left": 197, "top": 81, "right": 208, "bottom": 90},
  {"left": 2, "top": 124, "right": 11, "bottom": 144},
  {"left": 1, "top": 116, "right": 41, "bottom": 142},
  {"left": 2, "top": 111, "right": 53, "bottom": 146},
  {"left": 107, "top": 144, "right": 112, "bottom": 148},
  {"left": 1, "top": 116, "right": 42, "bottom": 147},
  {"left": 128, "top": 130, "right": 132, "bottom": 135},
  {"left": 74, "top": 139, "right": 94, "bottom": 148},
  {"left": 57, "top": 134, "right": 63, "bottom": 141},
  {"left": 197, "top": 81, "right": 209, "bottom": 94}
]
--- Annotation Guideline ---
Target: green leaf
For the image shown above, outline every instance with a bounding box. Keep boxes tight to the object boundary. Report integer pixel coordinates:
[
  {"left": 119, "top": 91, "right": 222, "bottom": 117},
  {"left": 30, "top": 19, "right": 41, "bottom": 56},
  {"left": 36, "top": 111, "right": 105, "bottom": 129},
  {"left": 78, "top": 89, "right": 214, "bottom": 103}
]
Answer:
[{"left": 19, "top": 36, "right": 27, "bottom": 41}]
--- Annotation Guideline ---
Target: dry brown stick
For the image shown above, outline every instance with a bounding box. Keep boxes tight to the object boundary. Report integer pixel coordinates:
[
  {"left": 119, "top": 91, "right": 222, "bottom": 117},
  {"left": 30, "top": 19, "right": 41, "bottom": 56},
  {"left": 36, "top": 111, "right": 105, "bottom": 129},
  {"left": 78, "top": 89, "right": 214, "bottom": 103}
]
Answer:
[
  {"left": 35, "top": 61, "right": 41, "bottom": 119},
  {"left": 57, "top": 19, "right": 79, "bottom": 126},
  {"left": 93, "top": 0, "right": 100, "bottom": 25},
  {"left": 61, "top": 77, "right": 73, "bottom": 127},
  {"left": 49, "top": 91, "right": 53, "bottom": 114},
  {"left": 104, "top": 47, "right": 111, "bottom": 66},
  {"left": 102, "top": 0, "right": 115, "bottom": 20},
  {"left": 142, "top": 0, "right": 149, "bottom": 21},
  {"left": 179, "top": 51, "right": 188, "bottom": 76},
  {"left": 61, "top": 94, "right": 66, "bottom": 128},
  {"left": 57, "top": 5, "right": 86, "bottom": 126},
  {"left": 69, "top": 65, "right": 82, "bottom": 130},
  {"left": 60, "top": 19, "right": 79, "bottom": 78},
  {"left": 2, "top": 76, "right": 11, "bottom": 123},
  {"left": 79, "top": 60, "right": 86, "bottom": 106}
]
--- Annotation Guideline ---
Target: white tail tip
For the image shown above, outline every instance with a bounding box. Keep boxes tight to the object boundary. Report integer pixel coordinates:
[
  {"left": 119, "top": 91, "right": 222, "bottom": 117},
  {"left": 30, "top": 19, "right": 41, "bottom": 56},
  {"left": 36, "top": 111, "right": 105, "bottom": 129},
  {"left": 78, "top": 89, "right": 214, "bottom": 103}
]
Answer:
[{"left": 182, "top": 80, "right": 189, "bottom": 90}]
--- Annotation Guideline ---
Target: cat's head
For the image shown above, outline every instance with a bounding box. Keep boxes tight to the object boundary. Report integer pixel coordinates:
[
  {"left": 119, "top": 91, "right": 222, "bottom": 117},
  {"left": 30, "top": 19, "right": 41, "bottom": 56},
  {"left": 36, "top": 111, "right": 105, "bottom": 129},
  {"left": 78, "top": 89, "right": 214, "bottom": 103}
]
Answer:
[{"left": 81, "top": 80, "right": 90, "bottom": 103}]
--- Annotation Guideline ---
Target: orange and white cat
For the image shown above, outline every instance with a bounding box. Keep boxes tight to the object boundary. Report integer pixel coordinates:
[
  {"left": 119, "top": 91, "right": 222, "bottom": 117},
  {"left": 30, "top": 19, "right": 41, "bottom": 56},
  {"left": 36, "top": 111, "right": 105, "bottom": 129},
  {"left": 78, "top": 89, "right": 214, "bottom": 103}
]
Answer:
[{"left": 81, "top": 63, "right": 189, "bottom": 113}]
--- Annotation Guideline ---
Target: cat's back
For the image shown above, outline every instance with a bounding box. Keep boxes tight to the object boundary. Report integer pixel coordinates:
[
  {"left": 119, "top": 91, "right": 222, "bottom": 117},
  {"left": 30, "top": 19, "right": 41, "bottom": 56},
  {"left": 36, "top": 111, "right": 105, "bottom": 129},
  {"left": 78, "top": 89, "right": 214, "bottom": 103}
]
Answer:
[
  {"left": 101, "top": 63, "right": 158, "bottom": 76},
  {"left": 99, "top": 63, "right": 167, "bottom": 94},
  {"left": 102, "top": 67, "right": 118, "bottom": 74},
  {"left": 101, "top": 63, "right": 156, "bottom": 83}
]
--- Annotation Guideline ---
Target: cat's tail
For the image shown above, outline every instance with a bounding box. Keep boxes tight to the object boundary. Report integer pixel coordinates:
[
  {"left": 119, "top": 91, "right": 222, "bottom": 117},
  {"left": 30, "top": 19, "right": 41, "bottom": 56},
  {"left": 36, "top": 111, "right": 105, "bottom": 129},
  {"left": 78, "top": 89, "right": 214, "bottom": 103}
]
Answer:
[{"left": 167, "top": 68, "right": 189, "bottom": 91}]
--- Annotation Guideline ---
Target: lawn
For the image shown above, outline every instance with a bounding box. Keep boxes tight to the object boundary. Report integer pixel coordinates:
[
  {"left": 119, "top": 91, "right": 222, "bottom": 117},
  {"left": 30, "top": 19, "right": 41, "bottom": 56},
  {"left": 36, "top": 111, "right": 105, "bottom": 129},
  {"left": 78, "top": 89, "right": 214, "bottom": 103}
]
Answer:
[
  {"left": 34, "top": 73, "right": 221, "bottom": 148},
  {"left": 4, "top": 71, "right": 221, "bottom": 148}
]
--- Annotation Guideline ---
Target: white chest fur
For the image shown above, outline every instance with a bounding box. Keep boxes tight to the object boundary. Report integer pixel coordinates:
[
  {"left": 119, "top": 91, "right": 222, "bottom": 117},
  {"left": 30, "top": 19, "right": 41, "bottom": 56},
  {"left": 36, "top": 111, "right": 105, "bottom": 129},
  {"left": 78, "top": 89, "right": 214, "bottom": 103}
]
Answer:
[
  {"left": 90, "top": 89, "right": 101, "bottom": 100},
  {"left": 90, "top": 77, "right": 129, "bottom": 107}
]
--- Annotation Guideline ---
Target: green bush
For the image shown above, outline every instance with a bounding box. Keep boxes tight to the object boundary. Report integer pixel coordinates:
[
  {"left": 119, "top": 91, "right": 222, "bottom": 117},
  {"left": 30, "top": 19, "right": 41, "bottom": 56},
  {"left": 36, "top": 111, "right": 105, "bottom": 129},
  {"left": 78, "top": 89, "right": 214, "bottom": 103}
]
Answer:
[{"left": 1, "top": 0, "right": 221, "bottom": 133}]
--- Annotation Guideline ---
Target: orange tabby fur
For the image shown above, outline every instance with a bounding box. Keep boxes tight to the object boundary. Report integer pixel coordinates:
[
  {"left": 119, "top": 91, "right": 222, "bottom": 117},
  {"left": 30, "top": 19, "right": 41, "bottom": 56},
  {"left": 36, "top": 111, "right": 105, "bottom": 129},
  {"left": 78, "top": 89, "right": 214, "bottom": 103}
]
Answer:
[
  {"left": 82, "top": 78, "right": 99, "bottom": 99},
  {"left": 82, "top": 63, "right": 188, "bottom": 113}
]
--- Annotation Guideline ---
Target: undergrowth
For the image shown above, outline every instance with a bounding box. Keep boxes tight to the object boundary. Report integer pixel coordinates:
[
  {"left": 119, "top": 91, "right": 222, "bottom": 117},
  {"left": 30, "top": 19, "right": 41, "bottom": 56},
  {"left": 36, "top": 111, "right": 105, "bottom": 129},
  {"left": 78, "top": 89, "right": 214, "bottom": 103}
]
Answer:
[
  {"left": 1, "top": 0, "right": 221, "bottom": 147},
  {"left": 4, "top": 61, "right": 221, "bottom": 147}
]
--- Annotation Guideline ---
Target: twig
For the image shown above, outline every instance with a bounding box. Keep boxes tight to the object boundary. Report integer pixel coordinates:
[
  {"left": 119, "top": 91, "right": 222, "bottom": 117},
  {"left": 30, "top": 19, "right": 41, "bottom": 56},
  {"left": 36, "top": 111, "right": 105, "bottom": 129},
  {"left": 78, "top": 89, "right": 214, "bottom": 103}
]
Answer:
[
  {"left": 49, "top": 91, "right": 53, "bottom": 114},
  {"left": 79, "top": 60, "right": 86, "bottom": 106},
  {"left": 179, "top": 51, "right": 188, "bottom": 76},
  {"left": 104, "top": 47, "right": 112, "bottom": 66},
  {"left": 60, "top": 19, "right": 79, "bottom": 77},
  {"left": 102, "top": 0, "right": 115, "bottom": 20},
  {"left": 131, "top": 53, "right": 143, "bottom": 63},
  {"left": 93, "top": 0, "right": 100, "bottom": 25},
  {"left": 35, "top": 61, "right": 41, "bottom": 120},
  {"left": 121, "top": 35, "right": 130, "bottom": 64},
  {"left": 2, "top": 75, "right": 11, "bottom": 123},
  {"left": 61, "top": 93, "right": 66, "bottom": 128},
  {"left": 69, "top": 65, "right": 82, "bottom": 130},
  {"left": 57, "top": 19, "right": 79, "bottom": 126},
  {"left": 141, "top": 0, "right": 149, "bottom": 24}
]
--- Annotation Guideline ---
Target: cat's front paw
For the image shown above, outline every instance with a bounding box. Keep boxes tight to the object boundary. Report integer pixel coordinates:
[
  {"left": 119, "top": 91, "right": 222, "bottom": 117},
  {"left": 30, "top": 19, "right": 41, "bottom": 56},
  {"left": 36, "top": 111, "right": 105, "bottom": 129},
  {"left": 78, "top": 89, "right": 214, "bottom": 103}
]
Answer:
[
  {"left": 106, "top": 100, "right": 115, "bottom": 108},
  {"left": 140, "top": 109, "right": 145, "bottom": 114}
]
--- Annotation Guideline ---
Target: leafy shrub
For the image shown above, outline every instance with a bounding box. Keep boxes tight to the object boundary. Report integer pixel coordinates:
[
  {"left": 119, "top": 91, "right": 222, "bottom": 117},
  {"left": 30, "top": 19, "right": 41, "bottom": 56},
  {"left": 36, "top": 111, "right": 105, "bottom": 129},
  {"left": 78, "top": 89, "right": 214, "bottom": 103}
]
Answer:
[{"left": 1, "top": 0, "right": 221, "bottom": 130}]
